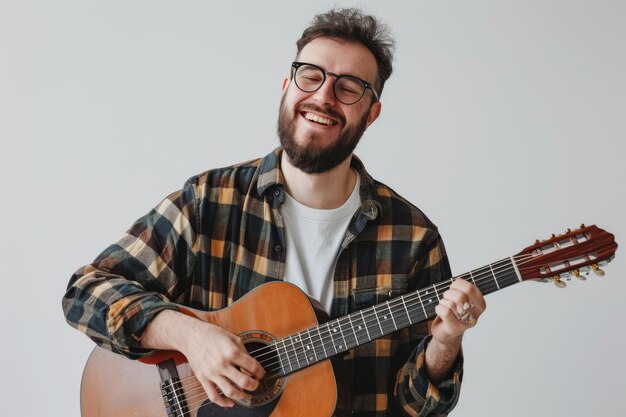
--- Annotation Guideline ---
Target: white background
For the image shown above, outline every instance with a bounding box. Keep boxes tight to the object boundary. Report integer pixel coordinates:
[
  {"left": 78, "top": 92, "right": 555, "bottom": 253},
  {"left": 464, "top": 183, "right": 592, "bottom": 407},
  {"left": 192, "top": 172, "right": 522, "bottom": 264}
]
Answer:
[{"left": 1, "top": 1, "right": 625, "bottom": 416}]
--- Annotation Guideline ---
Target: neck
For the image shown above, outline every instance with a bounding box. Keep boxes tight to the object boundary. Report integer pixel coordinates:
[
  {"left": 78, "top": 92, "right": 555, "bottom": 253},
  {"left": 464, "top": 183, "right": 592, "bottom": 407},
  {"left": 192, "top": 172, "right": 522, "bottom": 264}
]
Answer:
[
  {"left": 271, "top": 256, "right": 523, "bottom": 377},
  {"left": 281, "top": 153, "right": 357, "bottom": 209}
]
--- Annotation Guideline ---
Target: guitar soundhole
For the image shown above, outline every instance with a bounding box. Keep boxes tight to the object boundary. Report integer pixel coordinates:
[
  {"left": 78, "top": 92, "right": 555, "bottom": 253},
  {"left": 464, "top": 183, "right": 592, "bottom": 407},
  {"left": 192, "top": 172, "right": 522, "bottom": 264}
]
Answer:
[{"left": 236, "top": 331, "right": 287, "bottom": 407}]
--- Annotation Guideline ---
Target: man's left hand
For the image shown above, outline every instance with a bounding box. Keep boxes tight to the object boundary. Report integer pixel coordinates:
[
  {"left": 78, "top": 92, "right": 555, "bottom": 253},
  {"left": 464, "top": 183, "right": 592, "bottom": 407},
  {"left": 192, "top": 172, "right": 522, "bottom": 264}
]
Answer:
[{"left": 432, "top": 278, "right": 486, "bottom": 346}]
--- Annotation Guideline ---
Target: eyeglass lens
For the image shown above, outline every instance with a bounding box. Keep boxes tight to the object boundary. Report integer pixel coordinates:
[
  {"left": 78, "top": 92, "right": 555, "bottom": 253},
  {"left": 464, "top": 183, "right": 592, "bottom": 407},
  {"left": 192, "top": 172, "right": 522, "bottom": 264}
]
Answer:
[{"left": 294, "top": 64, "right": 365, "bottom": 104}]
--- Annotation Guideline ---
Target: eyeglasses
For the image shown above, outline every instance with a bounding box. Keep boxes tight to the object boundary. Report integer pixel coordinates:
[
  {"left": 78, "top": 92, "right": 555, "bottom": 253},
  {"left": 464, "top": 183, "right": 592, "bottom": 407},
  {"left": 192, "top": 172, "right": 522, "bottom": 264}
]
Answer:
[{"left": 291, "top": 61, "right": 379, "bottom": 105}]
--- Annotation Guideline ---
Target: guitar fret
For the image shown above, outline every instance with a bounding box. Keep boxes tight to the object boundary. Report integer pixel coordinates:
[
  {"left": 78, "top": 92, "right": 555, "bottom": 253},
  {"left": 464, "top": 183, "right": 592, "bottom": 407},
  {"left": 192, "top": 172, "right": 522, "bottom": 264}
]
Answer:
[
  {"left": 414, "top": 288, "right": 428, "bottom": 318},
  {"left": 394, "top": 300, "right": 411, "bottom": 328},
  {"left": 285, "top": 336, "right": 300, "bottom": 372},
  {"left": 311, "top": 329, "right": 325, "bottom": 362},
  {"left": 330, "top": 322, "right": 343, "bottom": 354},
  {"left": 346, "top": 314, "right": 359, "bottom": 349},
  {"left": 386, "top": 301, "right": 398, "bottom": 330},
  {"left": 377, "top": 302, "right": 395, "bottom": 335},
  {"left": 422, "top": 288, "right": 437, "bottom": 316},
  {"left": 510, "top": 256, "right": 523, "bottom": 282},
  {"left": 401, "top": 296, "right": 413, "bottom": 325},
  {"left": 373, "top": 305, "right": 384, "bottom": 337},
  {"left": 352, "top": 312, "right": 368, "bottom": 344},
  {"left": 339, "top": 317, "right": 356, "bottom": 350},
  {"left": 303, "top": 329, "right": 317, "bottom": 364},
  {"left": 321, "top": 323, "right": 335, "bottom": 356},
  {"left": 336, "top": 321, "right": 348, "bottom": 352},
  {"left": 432, "top": 285, "right": 441, "bottom": 302},
  {"left": 489, "top": 263, "right": 501, "bottom": 289},
  {"left": 468, "top": 270, "right": 476, "bottom": 285},
  {"left": 288, "top": 335, "right": 303, "bottom": 370},
  {"left": 295, "top": 333, "right": 309, "bottom": 367},
  {"left": 326, "top": 322, "right": 337, "bottom": 355},
  {"left": 280, "top": 338, "right": 292, "bottom": 374},
  {"left": 274, "top": 340, "right": 286, "bottom": 375},
  {"left": 360, "top": 310, "right": 372, "bottom": 341},
  {"left": 316, "top": 325, "right": 328, "bottom": 360}
]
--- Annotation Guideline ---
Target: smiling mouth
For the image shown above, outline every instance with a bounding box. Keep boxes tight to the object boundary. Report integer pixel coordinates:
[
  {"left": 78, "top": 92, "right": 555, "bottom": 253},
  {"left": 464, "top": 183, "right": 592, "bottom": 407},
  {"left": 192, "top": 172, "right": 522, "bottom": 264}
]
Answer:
[{"left": 302, "top": 112, "right": 337, "bottom": 126}]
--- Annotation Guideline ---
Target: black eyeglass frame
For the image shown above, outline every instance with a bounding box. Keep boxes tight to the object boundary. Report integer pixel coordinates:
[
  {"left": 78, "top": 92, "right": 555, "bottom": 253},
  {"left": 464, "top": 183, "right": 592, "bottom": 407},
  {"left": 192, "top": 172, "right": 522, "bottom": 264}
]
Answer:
[{"left": 290, "top": 61, "right": 380, "bottom": 104}]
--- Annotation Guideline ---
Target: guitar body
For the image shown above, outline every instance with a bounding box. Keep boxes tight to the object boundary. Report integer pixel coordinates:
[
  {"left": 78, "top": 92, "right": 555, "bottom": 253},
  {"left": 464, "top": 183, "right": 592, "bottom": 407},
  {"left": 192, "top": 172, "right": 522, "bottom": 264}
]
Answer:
[{"left": 80, "top": 282, "right": 350, "bottom": 417}]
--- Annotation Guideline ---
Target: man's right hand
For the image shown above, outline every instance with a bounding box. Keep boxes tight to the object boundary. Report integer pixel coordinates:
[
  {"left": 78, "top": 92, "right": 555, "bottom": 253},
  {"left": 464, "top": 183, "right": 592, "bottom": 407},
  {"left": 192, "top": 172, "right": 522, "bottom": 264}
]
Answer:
[{"left": 141, "top": 309, "right": 265, "bottom": 408}]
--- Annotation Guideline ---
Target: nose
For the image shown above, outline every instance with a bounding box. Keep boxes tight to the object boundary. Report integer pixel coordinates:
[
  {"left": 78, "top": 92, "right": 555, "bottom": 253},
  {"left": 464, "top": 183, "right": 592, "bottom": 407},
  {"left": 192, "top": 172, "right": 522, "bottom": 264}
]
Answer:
[{"left": 312, "top": 75, "right": 337, "bottom": 106}]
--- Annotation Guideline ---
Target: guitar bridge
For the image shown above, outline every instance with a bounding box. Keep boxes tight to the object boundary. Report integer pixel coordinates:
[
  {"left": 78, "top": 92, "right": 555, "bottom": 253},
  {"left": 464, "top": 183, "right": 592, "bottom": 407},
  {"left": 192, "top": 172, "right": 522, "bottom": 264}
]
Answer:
[
  {"left": 158, "top": 359, "right": 189, "bottom": 417},
  {"left": 161, "top": 378, "right": 189, "bottom": 417}
]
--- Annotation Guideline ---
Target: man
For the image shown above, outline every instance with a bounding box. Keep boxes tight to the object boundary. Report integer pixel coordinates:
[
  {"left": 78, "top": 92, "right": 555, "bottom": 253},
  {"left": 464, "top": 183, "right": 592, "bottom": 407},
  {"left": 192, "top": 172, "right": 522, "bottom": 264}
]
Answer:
[{"left": 63, "top": 8, "right": 486, "bottom": 417}]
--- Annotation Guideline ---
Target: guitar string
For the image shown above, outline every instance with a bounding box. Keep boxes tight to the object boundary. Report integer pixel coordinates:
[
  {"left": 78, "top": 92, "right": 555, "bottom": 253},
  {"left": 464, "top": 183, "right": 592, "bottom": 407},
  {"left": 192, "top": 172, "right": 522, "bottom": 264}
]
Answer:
[
  {"left": 166, "top": 249, "right": 586, "bottom": 409},
  {"left": 164, "top": 257, "right": 532, "bottom": 411},
  {"left": 174, "top": 253, "right": 535, "bottom": 396},
  {"left": 158, "top": 239, "right": 599, "bottom": 409},
  {"left": 246, "top": 254, "right": 535, "bottom": 370},
  {"left": 249, "top": 254, "right": 531, "bottom": 363},
  {"left": 167, "top": 253, "right": 537, "bottom": 399},
  {"left": 131, "top": 378, "right": 211, "bottom": 417}
]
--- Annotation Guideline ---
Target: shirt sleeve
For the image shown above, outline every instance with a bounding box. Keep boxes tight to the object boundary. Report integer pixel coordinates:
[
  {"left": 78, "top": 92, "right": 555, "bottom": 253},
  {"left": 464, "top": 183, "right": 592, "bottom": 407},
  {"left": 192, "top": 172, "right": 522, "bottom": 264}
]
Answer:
[
  {"left": 393, "top": 231, "right": 464, "bottom": 416},
  {"left": 61, "top": 179, "right": 198, "bottom": 359}
]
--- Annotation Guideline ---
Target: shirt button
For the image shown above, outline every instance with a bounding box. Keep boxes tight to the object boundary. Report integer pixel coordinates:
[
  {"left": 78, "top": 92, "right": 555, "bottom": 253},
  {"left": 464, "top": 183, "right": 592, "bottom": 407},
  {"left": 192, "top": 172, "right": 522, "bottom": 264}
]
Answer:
[
  {"left": 274, "top": 245, "right": 282, "bottom": 252},
  {"left": 274, "top": 190, "right": 281, "bottom": 197}
]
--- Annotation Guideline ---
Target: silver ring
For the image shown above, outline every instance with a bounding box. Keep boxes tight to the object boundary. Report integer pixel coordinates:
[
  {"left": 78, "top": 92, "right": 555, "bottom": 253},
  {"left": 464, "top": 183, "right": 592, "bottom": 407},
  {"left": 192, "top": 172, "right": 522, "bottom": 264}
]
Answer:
[{"left": 458, "top": 310, "right": 473, "bottom": 324}]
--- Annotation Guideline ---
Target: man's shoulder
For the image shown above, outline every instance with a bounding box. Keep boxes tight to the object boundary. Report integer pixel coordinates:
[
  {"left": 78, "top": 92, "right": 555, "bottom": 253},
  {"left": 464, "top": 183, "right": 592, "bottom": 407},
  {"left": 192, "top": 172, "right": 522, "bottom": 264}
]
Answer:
[
  {"left": 189, "top": 156, "right": 263, "bottom": 187},
  {"left": 370, "top": 179, "right": 438, "bottom": 231},
  {"left": 187, "top": 148, "right": 277, "bottom": 188}
]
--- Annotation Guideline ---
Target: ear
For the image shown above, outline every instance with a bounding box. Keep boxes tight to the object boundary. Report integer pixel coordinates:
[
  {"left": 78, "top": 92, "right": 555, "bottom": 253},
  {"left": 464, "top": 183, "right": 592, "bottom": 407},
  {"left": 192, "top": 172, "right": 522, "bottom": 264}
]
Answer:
[
  {"left": 281, "top": 77, "right": 290, "bottom": 92},
  {"left": 366, "top": 101, "right": 382, "bottom": 128}
]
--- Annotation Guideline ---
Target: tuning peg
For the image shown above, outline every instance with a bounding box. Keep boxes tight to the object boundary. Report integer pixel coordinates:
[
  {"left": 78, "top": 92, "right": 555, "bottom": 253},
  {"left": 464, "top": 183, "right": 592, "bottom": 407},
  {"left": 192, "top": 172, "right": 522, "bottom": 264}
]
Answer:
[
  {"left": 580, "top": 223, "right": 586, "bottom": 229},
  {"left": 552, "top": 276, "right": 567, "bottom": 288},
  {"left": 551, "top": 234, "right": 556, "bottom": 239},
  {"left": 572, "top": 269, "right": 586, "bottom": 281},
  {"left": 566, "top": 228, "right": 572, "bottom": 233},
  {"left": 591, "top": 264, "right": 605, "bottom": 277}
]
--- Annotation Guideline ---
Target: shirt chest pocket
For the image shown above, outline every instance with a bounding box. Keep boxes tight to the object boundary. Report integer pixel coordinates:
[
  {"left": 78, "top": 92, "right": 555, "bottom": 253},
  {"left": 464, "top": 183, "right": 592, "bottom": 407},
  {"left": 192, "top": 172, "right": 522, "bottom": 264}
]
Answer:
[{"left": 350, "top": 286, "right": 407, "bottom": 311}]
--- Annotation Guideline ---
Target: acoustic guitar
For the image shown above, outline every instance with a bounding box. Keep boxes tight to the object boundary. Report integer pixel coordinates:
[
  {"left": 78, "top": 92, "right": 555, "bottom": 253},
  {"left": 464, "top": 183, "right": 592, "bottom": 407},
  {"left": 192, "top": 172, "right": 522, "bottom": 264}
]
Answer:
[{"left": 80, "top": 224, "right": 617, "bottom": 417}]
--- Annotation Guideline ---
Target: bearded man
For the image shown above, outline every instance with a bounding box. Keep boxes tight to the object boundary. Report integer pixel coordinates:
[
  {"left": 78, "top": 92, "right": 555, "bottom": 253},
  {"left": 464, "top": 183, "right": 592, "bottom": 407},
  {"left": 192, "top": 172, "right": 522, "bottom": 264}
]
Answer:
[{"left": 63, "top": 8, "right": 486, "bottom": 417}]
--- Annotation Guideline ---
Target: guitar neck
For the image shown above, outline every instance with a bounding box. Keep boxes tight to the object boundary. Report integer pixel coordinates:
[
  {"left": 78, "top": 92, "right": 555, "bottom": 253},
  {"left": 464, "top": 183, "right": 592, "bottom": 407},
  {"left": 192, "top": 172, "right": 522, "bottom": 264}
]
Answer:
[{"left": 274, "top": 256, "right": 522, "bottom": 376}]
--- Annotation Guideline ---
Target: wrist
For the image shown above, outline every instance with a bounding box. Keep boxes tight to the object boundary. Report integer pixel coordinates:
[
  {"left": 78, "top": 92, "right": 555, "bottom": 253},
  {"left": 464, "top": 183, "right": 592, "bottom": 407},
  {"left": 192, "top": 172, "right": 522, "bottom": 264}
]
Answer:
[
  {"left": 142, "top": 308, "right": 194, "bottom": 351},
  {"left": 430, "top": 334, "right": 462, "bottom": 351},
  {"left": 425, "top": 336, "right": 462, "bottom": 384}
]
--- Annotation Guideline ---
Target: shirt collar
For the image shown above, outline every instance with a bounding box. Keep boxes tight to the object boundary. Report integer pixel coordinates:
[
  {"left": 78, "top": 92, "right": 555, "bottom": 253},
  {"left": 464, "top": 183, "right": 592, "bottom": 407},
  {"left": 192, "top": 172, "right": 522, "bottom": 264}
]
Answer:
[{"left": 256, "top": 147, "right": 382, "bottom": 220}]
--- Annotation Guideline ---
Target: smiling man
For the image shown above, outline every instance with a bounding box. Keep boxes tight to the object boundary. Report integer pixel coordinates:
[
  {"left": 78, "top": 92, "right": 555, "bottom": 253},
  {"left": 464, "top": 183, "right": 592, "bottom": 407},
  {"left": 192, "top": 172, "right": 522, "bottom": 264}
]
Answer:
[{"left": 63, "top": 8, "right": 485, "bottom": 417}]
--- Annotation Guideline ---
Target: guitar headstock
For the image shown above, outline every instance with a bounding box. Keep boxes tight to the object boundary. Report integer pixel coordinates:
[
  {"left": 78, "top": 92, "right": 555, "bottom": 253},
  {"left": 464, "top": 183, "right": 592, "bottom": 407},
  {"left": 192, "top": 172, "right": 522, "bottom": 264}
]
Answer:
[{"left": 515, "top": 224, "right": 618, "bottom": 287}]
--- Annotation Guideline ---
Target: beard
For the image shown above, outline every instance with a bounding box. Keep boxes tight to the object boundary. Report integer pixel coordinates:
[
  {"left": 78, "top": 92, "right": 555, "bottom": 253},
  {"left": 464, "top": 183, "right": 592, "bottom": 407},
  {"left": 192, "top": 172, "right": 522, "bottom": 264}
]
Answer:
[{"left": 277, "top": 95, "right": 369, "bottom": 174}]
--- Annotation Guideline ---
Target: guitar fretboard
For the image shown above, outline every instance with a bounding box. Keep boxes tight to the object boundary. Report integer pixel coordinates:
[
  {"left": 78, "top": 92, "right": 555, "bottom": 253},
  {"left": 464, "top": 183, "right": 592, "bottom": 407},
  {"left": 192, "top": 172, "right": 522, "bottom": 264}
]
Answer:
[{"left": 271, "top": 256, "right": 521, "bottom": 376}]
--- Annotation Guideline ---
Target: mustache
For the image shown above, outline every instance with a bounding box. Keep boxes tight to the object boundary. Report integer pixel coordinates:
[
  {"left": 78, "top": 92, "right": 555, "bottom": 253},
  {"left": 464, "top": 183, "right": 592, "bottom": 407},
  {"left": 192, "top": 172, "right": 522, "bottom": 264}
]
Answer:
[{"left": 296, "top": 103, "right": 344, "bottom": 124}]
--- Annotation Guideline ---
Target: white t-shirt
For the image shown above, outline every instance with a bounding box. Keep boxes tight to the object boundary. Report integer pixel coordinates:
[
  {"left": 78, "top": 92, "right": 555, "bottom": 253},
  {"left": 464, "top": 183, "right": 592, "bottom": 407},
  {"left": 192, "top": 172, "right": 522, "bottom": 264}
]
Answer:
[{"left": 281, "top": 175, "right": 361, "bottom": 313}]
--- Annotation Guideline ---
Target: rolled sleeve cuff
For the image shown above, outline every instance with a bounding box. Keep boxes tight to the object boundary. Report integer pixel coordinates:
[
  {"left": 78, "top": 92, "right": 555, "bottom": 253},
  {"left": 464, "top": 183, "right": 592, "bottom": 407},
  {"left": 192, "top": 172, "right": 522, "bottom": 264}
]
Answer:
[
  {"left": 395, "top": 336, "right": 464, "bottom": 416},
  {"left": 107, "top": 293, "right": 180, "bottom": 359}
]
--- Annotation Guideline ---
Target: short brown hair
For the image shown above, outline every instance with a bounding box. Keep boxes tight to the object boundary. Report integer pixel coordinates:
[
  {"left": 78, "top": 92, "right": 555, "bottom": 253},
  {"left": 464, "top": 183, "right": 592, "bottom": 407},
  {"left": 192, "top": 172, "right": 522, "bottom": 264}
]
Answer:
[{"left": 296, "top": 8, "right": 395, "bottom": 97}]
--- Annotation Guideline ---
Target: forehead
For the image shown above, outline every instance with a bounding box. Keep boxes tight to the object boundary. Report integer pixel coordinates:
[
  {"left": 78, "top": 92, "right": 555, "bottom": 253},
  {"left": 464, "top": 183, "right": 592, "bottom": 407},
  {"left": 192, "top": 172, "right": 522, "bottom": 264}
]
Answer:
[{"left": 297, "top": 37, "right": 378, "bottom": 82}]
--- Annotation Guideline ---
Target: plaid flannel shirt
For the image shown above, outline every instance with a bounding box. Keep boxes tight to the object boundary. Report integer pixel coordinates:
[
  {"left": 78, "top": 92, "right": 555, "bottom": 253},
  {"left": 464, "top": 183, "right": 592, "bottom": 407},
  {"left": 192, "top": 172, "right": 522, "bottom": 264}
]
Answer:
[{"left": 63, "top": 148, "right": 462, "bottom": 416}]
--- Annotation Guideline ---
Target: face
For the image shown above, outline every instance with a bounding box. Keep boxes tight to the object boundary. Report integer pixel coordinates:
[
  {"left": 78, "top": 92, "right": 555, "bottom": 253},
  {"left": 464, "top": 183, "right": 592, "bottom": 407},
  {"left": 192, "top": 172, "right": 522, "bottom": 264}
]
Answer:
[{"left": 277, "top": 37, "right": 381, "bottom": 174}]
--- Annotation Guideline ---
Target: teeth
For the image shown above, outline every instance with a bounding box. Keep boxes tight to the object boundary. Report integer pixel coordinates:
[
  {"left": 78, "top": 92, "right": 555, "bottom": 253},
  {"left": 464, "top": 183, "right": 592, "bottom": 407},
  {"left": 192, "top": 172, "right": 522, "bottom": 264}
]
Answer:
[{"left": 304, "top": 113, "right": 335, "bottom": 126}]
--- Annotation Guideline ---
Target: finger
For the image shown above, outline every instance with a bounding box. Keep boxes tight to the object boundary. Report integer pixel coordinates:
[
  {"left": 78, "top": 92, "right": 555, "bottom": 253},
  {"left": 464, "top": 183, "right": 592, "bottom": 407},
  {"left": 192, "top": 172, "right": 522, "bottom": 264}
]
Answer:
[
  {"left": 437, "top": 299, "right": 475, "bottom": 328},
  {"left": 199, "top": 377, "right": 235, "bottom": 408},
  {"left": 224, "top": 366, "right": 261, "bottom": 392},
  {"left": 441, "top": 288, "right": 470, "bottom": 316},
  {"left": 437, "top": 298, "right": 464, "bottom": 321},
  {"left": 234, "top": 353, "right": 265, "bottom": 380},
  {"left": 451, "top": 279, "right": 486, "bottom": 310},
  {"left": 458, "top": 309, "right": 474, "bottom": 324},
  {"left": 215, "top": 375, "right": 249, "bottom": 402}
]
